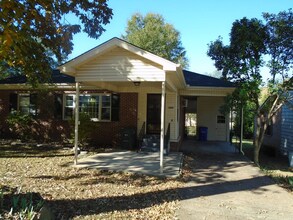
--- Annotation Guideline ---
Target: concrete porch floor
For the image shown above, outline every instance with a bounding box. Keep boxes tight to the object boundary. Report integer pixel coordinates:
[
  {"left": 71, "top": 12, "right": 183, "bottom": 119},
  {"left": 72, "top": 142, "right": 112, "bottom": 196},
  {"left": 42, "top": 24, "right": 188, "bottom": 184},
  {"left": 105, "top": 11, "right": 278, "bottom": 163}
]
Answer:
[
  {"left": 180, "top": 139, "right": 237, "bottom": 155},
  {"left": 74, "top": 151, "right": 183, "bottom": 178}
]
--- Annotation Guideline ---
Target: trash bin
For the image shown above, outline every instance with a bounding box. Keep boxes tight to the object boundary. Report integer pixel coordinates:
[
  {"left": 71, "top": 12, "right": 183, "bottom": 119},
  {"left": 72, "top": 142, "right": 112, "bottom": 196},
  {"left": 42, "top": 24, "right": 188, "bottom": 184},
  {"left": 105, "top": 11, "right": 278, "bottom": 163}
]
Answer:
[
  {"left": 120, "top": 127, "right": 136, "bottom": 149},
  {"left": 198, "top": 127, "right": 208, "bottom": 141}
]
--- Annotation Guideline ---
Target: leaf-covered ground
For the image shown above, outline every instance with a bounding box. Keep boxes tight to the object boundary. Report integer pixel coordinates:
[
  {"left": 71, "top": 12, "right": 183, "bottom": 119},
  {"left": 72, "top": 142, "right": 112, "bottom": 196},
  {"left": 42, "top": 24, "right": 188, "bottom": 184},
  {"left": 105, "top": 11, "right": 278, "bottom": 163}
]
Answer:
[
  {"left": 235, "top": 139, "right": 293, "bottom": 191},
  {"left": 0, "top": 141, "right": 184, "bottom": 219}
]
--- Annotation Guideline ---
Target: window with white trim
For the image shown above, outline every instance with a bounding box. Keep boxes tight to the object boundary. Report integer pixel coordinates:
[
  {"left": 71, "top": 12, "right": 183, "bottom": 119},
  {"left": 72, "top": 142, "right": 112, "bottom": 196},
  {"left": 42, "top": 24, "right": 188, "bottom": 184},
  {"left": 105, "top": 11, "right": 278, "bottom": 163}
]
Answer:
[
  {"left": 64, "top": 94, "right": 75, "bottom": 120},
  {"left": 63, "top": 94, "right": 112, "bottom": 121}
]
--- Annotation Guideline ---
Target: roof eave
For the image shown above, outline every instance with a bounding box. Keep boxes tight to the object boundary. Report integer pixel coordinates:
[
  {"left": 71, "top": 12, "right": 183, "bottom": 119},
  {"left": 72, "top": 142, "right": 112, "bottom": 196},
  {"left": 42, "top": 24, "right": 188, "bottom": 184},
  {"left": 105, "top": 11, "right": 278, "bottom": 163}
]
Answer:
[
  {"left": 59, "top": 37, "right": 179, "bottom": 74},
  {"left": 185, "top": 86, "right": 235, "bottom": 90}
]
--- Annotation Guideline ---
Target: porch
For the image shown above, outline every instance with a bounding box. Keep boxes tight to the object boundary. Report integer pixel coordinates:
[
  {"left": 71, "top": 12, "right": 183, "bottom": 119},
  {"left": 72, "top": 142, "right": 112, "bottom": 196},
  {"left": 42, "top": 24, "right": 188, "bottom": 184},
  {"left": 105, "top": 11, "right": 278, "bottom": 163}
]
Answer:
[
  {"left": 180, "top": 139, "right": 237, "bottom": 155},
  {"left": 74, "top": 151, "right": 183, "bottom": 178}
]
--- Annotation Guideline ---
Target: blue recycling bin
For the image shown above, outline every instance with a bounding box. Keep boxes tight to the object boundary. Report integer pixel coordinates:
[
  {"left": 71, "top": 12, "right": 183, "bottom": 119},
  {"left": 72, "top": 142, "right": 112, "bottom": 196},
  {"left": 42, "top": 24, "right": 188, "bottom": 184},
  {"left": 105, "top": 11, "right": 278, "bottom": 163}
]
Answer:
[{"left": 198, "top": 127, "right": 208, "bottom": 141}]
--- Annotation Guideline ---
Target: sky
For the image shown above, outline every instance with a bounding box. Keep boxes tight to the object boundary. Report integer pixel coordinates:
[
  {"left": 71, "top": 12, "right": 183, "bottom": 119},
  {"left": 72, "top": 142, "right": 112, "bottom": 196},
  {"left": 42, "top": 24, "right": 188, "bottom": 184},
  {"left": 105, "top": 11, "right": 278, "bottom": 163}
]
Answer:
[{"left": 69, "top": 0, "right": 292, "bottom": 79}]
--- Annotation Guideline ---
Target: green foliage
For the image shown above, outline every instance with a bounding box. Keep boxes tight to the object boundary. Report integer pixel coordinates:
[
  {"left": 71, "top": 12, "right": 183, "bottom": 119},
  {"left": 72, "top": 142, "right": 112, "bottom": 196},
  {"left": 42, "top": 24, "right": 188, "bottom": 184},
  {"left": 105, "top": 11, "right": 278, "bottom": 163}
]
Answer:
[
  {"left": 0, "top": 0, "right": 113, "bottom": 85},
  {"left": 0, "top": 187, "right": 44, "bottom": 220},
  {"left": 208, "top": 17, "right": 267, "bottom": 85},
  {"left": 234, "top": 101, "right": 256, "bottom": 139},
  {"left": 208, "top": 9, "right": 292, "bottom": 164},
  {"left": 263, "top": 9, "right": 293, "bottom": 83},
  {"left": 70, "top": 113, "right": 99, "bottom": 147},
  {"left": 6, "top": 112, "right": 34, "bottom": 140},
  {"left": 122, "top": 13, "right": 189, "bottom": 68}
]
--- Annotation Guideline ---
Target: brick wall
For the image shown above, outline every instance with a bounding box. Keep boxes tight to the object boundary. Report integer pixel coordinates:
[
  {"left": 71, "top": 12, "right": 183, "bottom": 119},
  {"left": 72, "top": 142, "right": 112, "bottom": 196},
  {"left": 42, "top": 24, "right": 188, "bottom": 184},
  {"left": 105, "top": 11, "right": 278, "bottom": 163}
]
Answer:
[
  {"left": 90, "top": 93, "right": 138, "bottom": 147},
  {"left": 0, "top": 90, "right": 138, "bottom": 147},
  {"left": 0, "top": 90, "right": 10, "bottom": 132},
  {"left": 0, "top": 90, "right": 71, "bottom": 141}
]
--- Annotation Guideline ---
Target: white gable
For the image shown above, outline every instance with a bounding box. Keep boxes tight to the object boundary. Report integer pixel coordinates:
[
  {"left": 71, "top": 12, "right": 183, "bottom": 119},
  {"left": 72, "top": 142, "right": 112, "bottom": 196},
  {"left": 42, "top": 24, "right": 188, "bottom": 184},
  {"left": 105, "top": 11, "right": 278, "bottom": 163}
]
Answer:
[
  {"left": 75, "top": 46, "right": 166, "bottom": 82},
  {"left": 60, "top": 38, "right": 180, "bottom": 78}
]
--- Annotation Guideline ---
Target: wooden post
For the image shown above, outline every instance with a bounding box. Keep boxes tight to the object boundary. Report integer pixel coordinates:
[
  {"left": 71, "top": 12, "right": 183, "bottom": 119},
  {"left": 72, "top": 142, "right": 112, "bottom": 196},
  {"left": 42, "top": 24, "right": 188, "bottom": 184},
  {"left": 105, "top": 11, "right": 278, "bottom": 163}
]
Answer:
[
  {"left": 160, "top": 81, "right": 165, "bottom": 173},
  {"left": 74, "top": 82, "right": 80, "bottom": 165}
]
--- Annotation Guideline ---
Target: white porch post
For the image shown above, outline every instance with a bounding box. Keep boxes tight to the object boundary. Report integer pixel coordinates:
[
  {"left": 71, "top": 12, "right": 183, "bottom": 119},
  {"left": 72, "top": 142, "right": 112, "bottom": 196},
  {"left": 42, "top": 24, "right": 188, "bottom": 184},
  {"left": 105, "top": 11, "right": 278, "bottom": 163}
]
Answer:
[
  {"left": 74, "top": 82, "right": 80, "bottom": 165},
  {"left": 160, "top": 81, "right": 166, "bottom": 173}
]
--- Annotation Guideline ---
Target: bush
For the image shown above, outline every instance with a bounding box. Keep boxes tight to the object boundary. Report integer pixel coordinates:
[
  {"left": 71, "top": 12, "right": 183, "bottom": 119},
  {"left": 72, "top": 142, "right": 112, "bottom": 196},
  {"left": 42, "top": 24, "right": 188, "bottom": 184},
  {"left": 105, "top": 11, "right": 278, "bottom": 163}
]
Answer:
[
  {"left": 6, "top": 112, "right": 34, "bottom": 140},
  {"left": 70, "top": 113, "right": 99, "bottom": 147}
]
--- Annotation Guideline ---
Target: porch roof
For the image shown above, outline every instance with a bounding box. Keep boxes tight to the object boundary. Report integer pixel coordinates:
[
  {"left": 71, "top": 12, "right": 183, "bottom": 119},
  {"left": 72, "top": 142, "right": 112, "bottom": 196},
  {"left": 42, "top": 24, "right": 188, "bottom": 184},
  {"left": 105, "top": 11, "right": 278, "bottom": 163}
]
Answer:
[
  {"left": 0, "top": 70, "right": 74, "bottom": 85},
  {"left": 183, "top": 70, "right": 235, "bottom": 88}
]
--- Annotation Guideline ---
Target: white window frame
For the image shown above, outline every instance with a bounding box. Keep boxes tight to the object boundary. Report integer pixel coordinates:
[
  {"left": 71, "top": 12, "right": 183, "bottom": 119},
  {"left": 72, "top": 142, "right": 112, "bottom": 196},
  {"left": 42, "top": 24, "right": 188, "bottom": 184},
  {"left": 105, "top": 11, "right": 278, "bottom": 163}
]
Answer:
[
  {"left": 63, "top": 94, "right": 75, "bottom": 120},
  {"left": 62, "top": 93, "right": 111, "bottom": 121}
]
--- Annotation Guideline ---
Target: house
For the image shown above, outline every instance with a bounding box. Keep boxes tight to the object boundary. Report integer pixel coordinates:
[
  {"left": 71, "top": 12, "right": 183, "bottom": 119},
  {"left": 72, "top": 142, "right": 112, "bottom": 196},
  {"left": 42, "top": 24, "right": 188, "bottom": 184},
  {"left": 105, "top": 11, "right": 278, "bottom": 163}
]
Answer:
[
  {"left": 0, "top": 37, "right": 235, "bottom": 152},
  {"left": 262, "top": 91, "right": 293, "bottom": 166}
]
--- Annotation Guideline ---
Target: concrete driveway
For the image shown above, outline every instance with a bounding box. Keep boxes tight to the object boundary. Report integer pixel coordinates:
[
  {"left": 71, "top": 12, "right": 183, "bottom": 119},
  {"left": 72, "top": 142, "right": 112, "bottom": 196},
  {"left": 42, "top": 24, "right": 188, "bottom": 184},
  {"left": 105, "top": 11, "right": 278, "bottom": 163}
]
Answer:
[{"left": 177, "top": 140, "right": 293, "bottom": 220}]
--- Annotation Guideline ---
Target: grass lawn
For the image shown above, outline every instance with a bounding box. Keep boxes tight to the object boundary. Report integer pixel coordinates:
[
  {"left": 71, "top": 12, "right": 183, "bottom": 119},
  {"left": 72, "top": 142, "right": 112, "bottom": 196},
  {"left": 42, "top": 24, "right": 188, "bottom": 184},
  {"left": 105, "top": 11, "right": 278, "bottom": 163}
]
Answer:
[
  {"left": 233, "top": 139, "right": 293, "bottom": 192},
  {"left": 0, "top": 141, "right": 183, "bottom": 219}
]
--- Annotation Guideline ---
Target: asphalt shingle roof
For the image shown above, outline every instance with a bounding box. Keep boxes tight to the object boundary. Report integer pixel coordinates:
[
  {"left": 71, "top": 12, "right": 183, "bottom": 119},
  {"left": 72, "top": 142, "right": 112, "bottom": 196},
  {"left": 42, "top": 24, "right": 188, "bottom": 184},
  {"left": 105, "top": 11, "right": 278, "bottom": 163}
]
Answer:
[
  {"left": 0, "top": 70, "right": 75, "bottom": 84},
  {"left": 183, "top": 70, "right": 235, "bottom": 88},
  {"left": 0, "top": 69, "right": 234, "bottom": 88}
]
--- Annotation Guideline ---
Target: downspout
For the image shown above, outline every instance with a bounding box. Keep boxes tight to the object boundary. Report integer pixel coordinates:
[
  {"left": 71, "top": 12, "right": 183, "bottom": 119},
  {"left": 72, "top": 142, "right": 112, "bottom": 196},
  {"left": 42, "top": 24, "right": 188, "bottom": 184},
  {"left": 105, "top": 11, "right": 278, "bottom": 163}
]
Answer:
[
  {"left": 160, "top": 81, "right": 166, "bottom": 173},
  {"left": 74, "top": 82, "right": 80, "bottom": 165}
]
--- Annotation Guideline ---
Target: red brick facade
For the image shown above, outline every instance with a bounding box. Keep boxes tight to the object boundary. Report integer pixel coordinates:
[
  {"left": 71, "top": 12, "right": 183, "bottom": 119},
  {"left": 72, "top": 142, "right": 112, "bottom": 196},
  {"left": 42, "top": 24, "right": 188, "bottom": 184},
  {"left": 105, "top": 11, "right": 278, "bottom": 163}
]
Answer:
[
  {"left": 0, "top": 90, "right": 138, "bottom": 147},
  {"left": 90, "top": 93, "right": 138, "bottom": 147}
]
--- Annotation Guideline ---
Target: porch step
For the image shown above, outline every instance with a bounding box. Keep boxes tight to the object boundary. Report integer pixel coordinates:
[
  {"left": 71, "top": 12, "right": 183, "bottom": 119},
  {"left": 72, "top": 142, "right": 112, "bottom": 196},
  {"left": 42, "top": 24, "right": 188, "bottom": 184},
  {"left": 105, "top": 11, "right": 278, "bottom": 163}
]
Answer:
[
  {"left": 140, "top": 135, "right": 160, "bottom": 152},
  {"left": 140, "top": 135, "right": 168, "bottom": 155}
]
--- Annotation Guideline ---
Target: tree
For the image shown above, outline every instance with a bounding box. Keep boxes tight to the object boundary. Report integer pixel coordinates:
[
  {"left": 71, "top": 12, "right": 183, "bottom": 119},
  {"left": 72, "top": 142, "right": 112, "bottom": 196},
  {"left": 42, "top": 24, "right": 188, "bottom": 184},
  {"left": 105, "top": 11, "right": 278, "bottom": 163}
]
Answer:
[
  {"left": 0, "top": 0, "right": 113, "bottom": 85},
  {"left": 122, "top": 13, "right": 189, "bottom": 68},
  {"left": 208, "top": 10, "right": 293, "bottom": 165}
]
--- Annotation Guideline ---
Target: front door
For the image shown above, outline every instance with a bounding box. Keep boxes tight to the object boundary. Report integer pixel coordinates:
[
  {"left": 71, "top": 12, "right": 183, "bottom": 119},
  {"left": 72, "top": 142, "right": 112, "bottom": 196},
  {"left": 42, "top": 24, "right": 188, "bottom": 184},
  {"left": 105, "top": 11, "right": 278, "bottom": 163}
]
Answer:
[{"left": 147, "top": 94, "right": 161, "bottom": 134}]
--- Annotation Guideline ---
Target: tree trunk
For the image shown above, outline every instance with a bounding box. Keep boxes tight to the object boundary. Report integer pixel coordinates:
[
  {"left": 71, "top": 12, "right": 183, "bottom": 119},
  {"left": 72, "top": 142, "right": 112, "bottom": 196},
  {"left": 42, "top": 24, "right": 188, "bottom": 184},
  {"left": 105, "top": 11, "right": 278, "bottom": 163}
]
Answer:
[
  {"left": 254, "top": 113, "right": 268, "bottom": 166},
  {"left": 254, "top": 116, "right": 261, "bottom": 165}
]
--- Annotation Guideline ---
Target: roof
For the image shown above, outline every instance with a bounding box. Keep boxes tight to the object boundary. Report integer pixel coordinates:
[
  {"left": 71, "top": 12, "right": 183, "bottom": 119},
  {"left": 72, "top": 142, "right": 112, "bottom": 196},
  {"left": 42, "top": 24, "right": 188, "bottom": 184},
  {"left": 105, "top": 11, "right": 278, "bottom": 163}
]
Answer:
[
  {"left": 0, "top": 70, "right": 75, "bottom": 84},
  {"left": 59, "top": 37, "right": 180, "bottom": 74},
  {"left": 183, "top": 70, "right": 235, "bottom": 88}
]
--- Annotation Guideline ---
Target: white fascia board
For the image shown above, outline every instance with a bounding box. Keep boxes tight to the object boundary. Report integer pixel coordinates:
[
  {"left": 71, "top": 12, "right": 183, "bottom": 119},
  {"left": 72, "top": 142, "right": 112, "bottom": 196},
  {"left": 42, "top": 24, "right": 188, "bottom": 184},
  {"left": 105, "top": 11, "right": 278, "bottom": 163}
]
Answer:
[
  {"left": 58, "top": 66, "right": 76, "bottom": 75},
  {"left": 60, "top": 39, "right": 118, "bottom": 70},
  {"left": 176, "top": 66, "right": 187, "bottom": 88},
  {"left": 0, "top": 83, "right": 76, "bottom": 90},
  {"left": 60, "top": 38, "right": 179, "bottom": 72},
  {"left": 166, "top": 79, "right": 178, "bottom": 92}
]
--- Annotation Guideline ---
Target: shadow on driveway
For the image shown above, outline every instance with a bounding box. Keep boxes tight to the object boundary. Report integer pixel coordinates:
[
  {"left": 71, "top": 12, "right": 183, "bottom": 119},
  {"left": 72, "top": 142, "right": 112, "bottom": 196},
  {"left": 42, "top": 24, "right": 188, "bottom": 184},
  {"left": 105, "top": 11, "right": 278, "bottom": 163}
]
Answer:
[{"left": 177, "top": 140, "right": 293, "bottom": 219}]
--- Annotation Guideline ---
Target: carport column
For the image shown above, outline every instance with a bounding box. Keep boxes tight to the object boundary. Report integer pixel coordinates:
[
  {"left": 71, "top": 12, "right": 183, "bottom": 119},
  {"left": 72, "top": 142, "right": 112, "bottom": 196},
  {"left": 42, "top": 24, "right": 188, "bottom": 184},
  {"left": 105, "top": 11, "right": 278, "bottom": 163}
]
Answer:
[
  {"left": 160, "top": 81, "right": 166, "bottom": 173},
  {"left": 74, "top": 82, "right": 80, "bottom": 165}
]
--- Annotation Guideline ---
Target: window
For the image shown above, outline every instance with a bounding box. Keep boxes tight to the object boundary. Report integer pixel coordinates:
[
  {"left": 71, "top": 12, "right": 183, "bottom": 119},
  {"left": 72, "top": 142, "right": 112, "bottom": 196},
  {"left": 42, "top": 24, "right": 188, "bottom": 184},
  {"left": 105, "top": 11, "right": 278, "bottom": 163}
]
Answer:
[
  {"left": 63, "top": 94, "right": 113, "bottom": 121},
  {"left": 9, "top": 93, "right": 38, "bottom": 115},
  {"left": 79, "top": 95, "right": 100, "bottom": 120},
  {"left": 217, "top": 115, "right": 226, "bottom": 124},
  {"left": 64, "top": 95, "right": 75, "bottom": 120}
]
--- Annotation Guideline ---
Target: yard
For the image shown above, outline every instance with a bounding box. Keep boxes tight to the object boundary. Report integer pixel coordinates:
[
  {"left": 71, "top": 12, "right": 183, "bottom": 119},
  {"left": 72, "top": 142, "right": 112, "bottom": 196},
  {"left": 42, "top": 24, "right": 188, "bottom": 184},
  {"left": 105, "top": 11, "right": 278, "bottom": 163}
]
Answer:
[
  {"left": 1, "top": 139, "right": 292, "bottom": 219},
  {"left": 0, "top": 141, "right": 184, "bottom": 219},
  {"left": 234, "top": 139, "right": 293, "bottom": 191}
]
